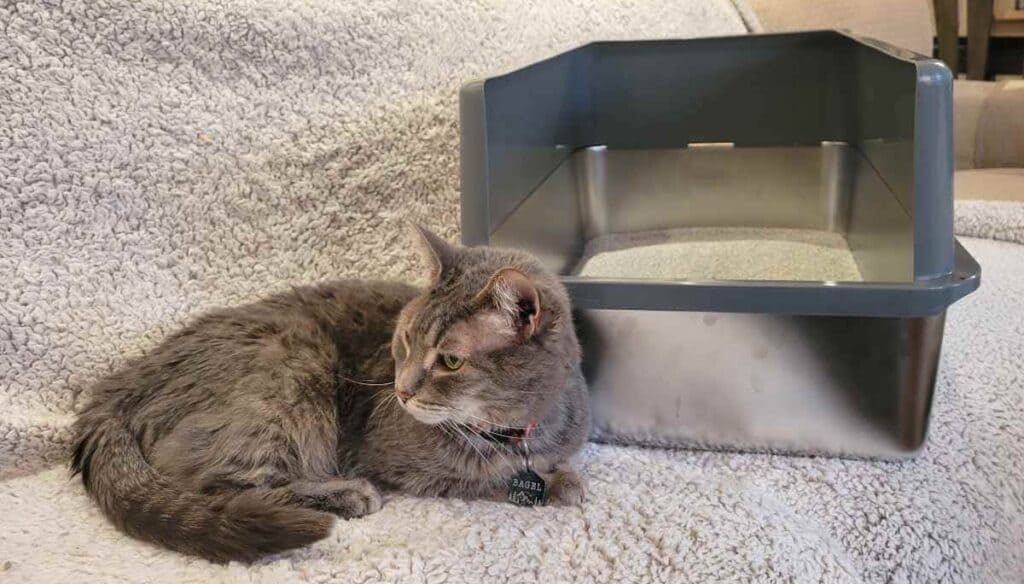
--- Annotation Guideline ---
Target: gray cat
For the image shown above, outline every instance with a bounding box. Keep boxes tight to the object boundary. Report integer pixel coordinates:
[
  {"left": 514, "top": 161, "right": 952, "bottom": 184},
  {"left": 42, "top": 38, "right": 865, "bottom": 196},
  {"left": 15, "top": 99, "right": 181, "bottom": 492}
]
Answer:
[{"left": 71, "top": 225, "right": 590, "bottom": 563}]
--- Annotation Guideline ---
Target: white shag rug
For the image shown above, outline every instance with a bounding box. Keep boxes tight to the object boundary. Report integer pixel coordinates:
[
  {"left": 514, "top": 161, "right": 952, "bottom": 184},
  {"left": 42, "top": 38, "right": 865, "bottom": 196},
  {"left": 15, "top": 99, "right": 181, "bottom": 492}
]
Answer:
[
  {"left": 0, "top": 0, "right": 749, "bottom": 480},
  {"left": 1, "top": 235, "right": 1023, "bottom": 582},
  {"left": 2, "top": 1, "right": 1024, "bottom": 582}
]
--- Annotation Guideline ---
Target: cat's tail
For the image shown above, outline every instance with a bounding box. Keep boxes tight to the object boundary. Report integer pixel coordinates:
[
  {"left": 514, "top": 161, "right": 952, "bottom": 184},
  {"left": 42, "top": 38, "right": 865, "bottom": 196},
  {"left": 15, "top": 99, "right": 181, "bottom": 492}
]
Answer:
[{"left": 70, "top": 417, "right": 335, "bottom": 563}]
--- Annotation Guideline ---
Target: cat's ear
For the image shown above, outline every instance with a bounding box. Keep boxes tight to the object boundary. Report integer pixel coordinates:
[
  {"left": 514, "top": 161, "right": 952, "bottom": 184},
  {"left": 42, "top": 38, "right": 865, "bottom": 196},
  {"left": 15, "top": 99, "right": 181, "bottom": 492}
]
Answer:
[
  {"left": 408, "top": 222, "right": 458, "bottom": 285},
  {"left": 475, "top": 268, "right": 541, "bottom": 341}
]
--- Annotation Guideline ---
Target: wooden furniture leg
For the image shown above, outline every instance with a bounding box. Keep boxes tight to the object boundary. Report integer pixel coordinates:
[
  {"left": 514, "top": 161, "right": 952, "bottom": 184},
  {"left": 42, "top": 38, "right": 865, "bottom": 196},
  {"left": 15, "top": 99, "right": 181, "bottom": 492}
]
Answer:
[
  {"left": 967, "top": 0, "right": 995, "bottom": 80},
  {"left": 934, "top": 0, "right": 960, "bottom": 73}
]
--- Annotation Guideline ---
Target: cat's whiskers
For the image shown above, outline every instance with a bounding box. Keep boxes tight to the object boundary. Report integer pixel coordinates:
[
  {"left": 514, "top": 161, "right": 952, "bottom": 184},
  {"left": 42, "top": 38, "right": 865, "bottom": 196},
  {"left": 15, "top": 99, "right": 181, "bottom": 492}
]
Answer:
[
  {"left": 441, "top": 421, "right": 476, "bottom": 463},
  {"left": 455, "top": 411, "right": 547, "bottom": 439},
  {"left": 445, "top": 422, "right": 474, "bottom": 465},
  {"left": 438, "top": 420, "right": 455, "bottom": 439},
  {"left": 437, "top": 421, "right": 460, "bottom": 449},
  {"left": 480, "top": 436, "right": 517, "bottom": 473},
  {"left": 458, "top": 411, "right": 544, "bottom": 428},
  {"left": 412, "top": 401, "right": 450, "bottom": 414},
  {"left": 448, "top": 422, "right": 491, "bottom": 471},
  {"left": 338, "top": 374, "right": 395, "bottom": 387},
  {"left": 448, "top": 411, "right": 539, "bottom": 474},
  {"left": 368, "top": 391, "right": 399, "bottom": 428}
]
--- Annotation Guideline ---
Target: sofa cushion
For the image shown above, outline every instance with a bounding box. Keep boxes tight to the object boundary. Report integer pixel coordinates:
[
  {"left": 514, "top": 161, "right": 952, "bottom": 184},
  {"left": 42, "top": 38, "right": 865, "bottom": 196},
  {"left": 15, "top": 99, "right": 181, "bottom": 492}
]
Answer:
[
  {"left": 955, "top": 168, "right": 1024, "bottom": 202},
  {"left": 953, "top": 80, "right": 999, "bottom": 170},
  {"left": 974, "top": 81, "right": 1024, "bottom": 170},
  {"left": 744, "top": 0, "right": 934, "bottom": 54}
]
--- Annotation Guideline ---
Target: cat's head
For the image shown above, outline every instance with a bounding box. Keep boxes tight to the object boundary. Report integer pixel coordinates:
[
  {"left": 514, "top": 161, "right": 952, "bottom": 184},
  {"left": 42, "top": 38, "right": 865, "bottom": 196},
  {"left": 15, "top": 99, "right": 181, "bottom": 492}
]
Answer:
[{"left": 391, "top": 224, "right": 581, "bottom": 431}]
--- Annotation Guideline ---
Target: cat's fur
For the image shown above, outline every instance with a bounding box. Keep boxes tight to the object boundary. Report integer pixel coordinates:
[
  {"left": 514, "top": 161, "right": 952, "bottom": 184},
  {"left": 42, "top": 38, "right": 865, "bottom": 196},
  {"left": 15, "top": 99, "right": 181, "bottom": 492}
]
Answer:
[{"left": 70, "top": 225, "right": 590, "bottom": 563}]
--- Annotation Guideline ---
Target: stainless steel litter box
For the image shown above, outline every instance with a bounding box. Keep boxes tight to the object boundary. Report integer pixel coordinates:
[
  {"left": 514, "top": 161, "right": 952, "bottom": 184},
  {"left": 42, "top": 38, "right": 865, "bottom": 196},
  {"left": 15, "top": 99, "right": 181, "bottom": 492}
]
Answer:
[{"left": 459, "top": 32, "right": 981, "bottom": 459}]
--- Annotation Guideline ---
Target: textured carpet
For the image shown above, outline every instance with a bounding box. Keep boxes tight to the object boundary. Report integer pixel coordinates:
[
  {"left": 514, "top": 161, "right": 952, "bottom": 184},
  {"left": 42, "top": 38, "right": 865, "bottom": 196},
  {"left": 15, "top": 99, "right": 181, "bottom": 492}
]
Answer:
[
  {"left": 955, "top": 199, "right": 1024, "bottom": 245},
  {"left": 574, "top": 227, "right": 864, "bottom": 282},
  {"left": 2, "top": 233, "right": 1023, "bottom": 583},
  {"left": 2, "top": 1, "right": 1023, "bottom": 582},
  {"left": 0, "top": 0, "right": 748, "bottom": 480}
]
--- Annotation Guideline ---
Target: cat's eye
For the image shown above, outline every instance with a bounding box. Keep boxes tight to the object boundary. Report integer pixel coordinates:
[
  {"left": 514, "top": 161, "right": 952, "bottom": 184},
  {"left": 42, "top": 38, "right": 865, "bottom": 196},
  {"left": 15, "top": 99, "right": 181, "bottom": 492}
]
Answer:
[{"left": 440, "top": 354, "right": 464, "bottom": 371}]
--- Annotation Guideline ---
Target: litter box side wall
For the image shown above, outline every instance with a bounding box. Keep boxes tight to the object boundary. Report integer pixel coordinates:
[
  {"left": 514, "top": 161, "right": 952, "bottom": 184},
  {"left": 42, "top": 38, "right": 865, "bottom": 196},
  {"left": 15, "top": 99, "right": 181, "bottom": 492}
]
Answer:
[
  {"left": 579, "top": 309, "right": 946, "bottom": 459},
  {"left": 835, "top": 31, "right": 957, "bottom": 282},
  {"left": 459, "top": 46, "right": 594, "bottom": 248},
  {"left": 911, "top": 59, "right": 955, "bottom": 281}
]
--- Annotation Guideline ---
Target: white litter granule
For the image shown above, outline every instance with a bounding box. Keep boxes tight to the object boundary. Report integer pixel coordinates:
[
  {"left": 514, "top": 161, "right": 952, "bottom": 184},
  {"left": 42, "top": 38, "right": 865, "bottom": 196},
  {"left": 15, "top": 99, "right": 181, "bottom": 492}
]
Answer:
[{"left": 574, "top": 227, "right": 864, "bottom": 282}]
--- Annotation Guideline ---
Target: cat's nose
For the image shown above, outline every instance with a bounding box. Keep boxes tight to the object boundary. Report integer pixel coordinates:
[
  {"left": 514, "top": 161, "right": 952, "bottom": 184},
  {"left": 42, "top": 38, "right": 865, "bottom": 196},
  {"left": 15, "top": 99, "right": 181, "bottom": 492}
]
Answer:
[{"left": 395, "top": 368, "right": 423, "bottom": 401}]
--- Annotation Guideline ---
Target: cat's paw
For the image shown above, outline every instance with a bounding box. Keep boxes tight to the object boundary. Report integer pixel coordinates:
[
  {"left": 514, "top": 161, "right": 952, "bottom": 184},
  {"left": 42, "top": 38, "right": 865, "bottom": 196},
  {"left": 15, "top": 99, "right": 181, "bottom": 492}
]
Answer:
[
  {"left": 315, "top": 478, "right": 383, "bottom": 518},
  {"left": 545, "top": 469, "right": 586, "bottom": 507}
]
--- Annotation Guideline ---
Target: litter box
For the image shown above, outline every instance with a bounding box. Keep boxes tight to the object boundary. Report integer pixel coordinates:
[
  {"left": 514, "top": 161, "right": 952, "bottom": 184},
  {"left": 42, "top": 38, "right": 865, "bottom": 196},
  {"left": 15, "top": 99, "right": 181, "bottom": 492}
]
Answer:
[{"left": 459, "top": 32, "right": 981, "bottom": 459}]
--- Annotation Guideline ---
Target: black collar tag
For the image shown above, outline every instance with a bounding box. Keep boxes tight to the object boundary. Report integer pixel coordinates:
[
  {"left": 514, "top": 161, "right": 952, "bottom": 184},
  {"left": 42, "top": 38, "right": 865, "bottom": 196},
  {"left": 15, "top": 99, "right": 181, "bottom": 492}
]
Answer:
[{"left": 508, "top": 469, "right": 545, "bottom": 506}]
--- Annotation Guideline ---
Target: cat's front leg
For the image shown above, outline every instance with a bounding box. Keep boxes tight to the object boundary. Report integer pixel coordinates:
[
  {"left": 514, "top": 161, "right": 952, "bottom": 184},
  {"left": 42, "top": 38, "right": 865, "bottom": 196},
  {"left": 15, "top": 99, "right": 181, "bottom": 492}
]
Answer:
[
  {"left": 542, "top": 466, "right": 586, "bottom": 506},
  {"left": 288, "top": 477, "right": 383, "bottom": 518}
]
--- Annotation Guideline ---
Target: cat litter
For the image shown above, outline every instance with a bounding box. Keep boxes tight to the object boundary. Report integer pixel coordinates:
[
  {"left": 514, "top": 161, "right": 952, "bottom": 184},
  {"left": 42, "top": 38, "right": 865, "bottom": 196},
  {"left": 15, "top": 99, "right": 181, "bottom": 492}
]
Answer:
[{"left": 573, "top": 227, "right": 864, "bottom": 282}]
